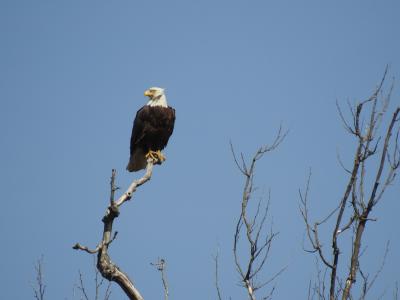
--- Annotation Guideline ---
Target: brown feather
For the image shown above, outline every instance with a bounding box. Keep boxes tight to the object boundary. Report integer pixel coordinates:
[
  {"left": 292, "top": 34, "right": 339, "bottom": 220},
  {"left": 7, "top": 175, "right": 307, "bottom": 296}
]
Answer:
[{"left": 126, "top": 105, "right": 175, "bottom": 172}]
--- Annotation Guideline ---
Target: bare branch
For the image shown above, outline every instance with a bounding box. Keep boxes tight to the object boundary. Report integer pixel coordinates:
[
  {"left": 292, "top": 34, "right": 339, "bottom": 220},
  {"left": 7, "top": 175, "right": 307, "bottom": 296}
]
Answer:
[
  {"left": 299, "top": 171, "right": 334, "bottom": 269},
  {"left": 32, "top": 256, "right": 46, "bottom": 300},
  {"left": 257, "top": 124, "right": 289, "bottom": 156},
  {"left": 337, "top": 100, "right": 356, "bottom": 135},
  {"left": 255, "top": 265, "right": 287, "bottom": 291},
  {"left": 151, "top": 258, "right": 169, "bottom": 300},
  {"left": 104, "top": 281, "right": 112, "bottom": 300},
  {"left": 338, "top": 216, "right": 355, "bottom": 235},
  {"left": 72, "top": 242, "right": 102, "bottom": 254},
  {"left": 110, "top": 169, "right": 118, "bottom": 206},
  {"left": 77, "top": 270, "right": 90, "bottom": 300},
  {"left": 115, "top": 158, "right": 155, "bottom": 207},
  {"left": 303, "top": 68, "right": 399, "bottom": 300},
  {"left": 342, "top": 107, "right": 400, "bottom": 300},
  {"left": 370, "top": 107, "right": 400, "bottom": 207},
  {"left": 74, "top": 258, "right": 113, "bottom": 300},
  {"left": 359, "top": 241, "right": 390, "bottom": 299},
  {"left": 232, "top": 130, "right": 286, "bottom": 300},
  {"left": 213, "top": 250, "right": 223, "bottom": 300},
  {"left": 336, "top": 149, "right": 352, "bottom": 174},
  {"left": 230, "top": 140, "right": 247, "bottom": 175},
  {"left": 74, "top": 158, "right": 157, "bottom": 300}
]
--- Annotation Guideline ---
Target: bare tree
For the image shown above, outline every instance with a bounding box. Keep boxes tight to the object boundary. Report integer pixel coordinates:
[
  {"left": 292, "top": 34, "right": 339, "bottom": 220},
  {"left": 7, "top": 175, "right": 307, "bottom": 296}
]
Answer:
[
  {"left": 230, "top": 127, "right": 287, "bottom": 300},
  {"left": 32, "top": 256, "right": 46, "bottom": 300},
  {"left": 37, "top": 69, "right": 396, "bottom": 300},
  {"left": 73, "top": 158, "right": 158, "bottom": 300},
  {"left": 300, "top": 67, "right": 400, "bottom": 300}
]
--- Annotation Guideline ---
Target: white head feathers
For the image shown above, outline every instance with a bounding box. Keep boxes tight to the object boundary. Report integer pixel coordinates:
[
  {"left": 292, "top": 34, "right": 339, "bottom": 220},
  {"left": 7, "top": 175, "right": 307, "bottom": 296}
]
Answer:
[{"left": 144, "top": 87, "right": 168, "bottom": 107}]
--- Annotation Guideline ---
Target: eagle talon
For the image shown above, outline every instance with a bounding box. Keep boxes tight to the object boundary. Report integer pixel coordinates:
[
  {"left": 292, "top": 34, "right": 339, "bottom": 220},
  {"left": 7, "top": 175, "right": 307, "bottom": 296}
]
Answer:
[
  {"left": 145, "top": 150, "right": 157, "bottom": 161},
  {"left": 145, "top": 150, "right": 165, "bottom": 164},
  {"left": 156, "top": 150, "right": 166, "bottom": 162}
]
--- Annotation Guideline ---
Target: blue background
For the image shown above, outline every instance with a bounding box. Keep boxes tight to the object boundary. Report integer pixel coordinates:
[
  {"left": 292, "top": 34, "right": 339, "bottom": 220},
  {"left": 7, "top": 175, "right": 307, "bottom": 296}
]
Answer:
[{"left": 1, "top": 1, "right": 399, "bottom": 299}]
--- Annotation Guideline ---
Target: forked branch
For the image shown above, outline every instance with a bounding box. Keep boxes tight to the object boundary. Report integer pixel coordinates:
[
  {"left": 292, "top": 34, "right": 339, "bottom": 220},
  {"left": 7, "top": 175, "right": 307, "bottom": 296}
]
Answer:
[
  {"left": 301, "top": 67, "right": 400, "bottom": 300},
  {"left": 73, "top": 158, "right": 157, "bottom": 300},
  {"left": 232, "top": 128, "right": 287, "bottom": 300}
]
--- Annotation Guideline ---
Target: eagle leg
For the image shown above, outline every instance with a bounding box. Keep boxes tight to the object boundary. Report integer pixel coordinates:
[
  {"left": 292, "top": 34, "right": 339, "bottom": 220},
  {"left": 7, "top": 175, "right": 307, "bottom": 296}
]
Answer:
[
  {"left": 145, "top": 150, "right": 158, "bottom": 161},
  {"left": 145, "top": 150, "right": 165, "bottom": 164},
  {"left": 156, "top": 150, "right": 166, "bottom": 162}
]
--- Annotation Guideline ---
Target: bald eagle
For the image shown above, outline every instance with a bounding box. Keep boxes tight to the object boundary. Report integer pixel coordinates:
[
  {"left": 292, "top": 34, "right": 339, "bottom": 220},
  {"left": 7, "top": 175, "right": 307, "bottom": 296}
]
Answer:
[{"left": 126, "top": 87, "right": 175, "bottom": 172}]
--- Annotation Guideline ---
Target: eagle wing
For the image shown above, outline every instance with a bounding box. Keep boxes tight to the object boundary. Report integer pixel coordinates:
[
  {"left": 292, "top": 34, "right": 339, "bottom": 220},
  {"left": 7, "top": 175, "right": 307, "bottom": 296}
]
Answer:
[
  {"left": 163, "top": 106, "right": 176, "bottom": 146},
  {"left": 129, "top": 106, "right": 148, "bottom": 155}
]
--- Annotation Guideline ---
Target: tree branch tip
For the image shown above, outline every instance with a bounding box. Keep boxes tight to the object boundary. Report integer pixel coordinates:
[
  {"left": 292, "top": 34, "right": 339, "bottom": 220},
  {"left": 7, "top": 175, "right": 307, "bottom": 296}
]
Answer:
[
  {"left": 72, "top": 243, "right": 99, "bottom": 254},
  {"left": 110, "top": 231, "right": 119, "bottom": 242}
]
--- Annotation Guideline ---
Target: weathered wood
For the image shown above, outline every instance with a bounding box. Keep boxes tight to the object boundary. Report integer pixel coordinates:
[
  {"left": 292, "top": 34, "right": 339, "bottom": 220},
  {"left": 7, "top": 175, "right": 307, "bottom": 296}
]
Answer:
[{"left": 74, "top": 158, "right": 156, "bottom": 300}]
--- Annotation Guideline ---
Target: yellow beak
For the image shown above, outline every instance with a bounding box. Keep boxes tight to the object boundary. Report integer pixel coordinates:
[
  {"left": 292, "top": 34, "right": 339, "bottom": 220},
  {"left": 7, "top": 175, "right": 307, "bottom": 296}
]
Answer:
[{"left": 144, "top": 90, "right": 152, "bottom": 97}]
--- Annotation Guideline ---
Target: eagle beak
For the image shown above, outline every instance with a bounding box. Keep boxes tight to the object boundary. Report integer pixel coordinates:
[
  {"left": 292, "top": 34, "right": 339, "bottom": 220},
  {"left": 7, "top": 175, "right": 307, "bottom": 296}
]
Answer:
[{"left": 144, "top": 90, "right": 152, "bottom": 97}]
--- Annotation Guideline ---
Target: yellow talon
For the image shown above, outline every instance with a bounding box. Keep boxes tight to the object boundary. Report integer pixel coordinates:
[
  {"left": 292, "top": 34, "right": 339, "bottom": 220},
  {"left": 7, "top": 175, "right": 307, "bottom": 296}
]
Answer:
[
  {"left": 145, "top": 150, "right": 157, "bottom": 161},
  {"left": 156, "top": 150, "right": 166, "bottom": 162},
  {"left": 145, "top": 150, "right": 166, "bottom": 164}
]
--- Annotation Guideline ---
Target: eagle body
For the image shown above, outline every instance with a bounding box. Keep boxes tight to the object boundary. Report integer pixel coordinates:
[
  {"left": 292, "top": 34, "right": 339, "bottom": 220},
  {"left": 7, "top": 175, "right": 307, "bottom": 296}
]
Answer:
[{"left": 126, "top": 88, "right": 175, "bottom": 172}]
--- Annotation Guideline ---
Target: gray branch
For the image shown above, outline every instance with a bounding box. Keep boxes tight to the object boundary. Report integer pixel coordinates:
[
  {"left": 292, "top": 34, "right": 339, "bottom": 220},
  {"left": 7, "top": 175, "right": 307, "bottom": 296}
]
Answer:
[
  {"left": 232, "top": 129, "right": 286, "bottom": 300},
  {"left": 73, "top": 158, "right": 156, "bottom": 300}
]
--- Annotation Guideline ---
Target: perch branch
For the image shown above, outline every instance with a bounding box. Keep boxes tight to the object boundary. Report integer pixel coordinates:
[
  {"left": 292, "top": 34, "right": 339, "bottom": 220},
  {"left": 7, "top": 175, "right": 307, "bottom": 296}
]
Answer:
[{"left": 73, "top": 158, "right": 156, "bottom": 300}]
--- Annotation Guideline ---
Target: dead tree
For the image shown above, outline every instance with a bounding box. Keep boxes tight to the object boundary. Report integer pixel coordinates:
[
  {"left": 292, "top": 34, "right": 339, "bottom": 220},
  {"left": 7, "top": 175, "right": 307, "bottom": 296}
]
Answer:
[
  {"left": 300, "top": 68, "right": 400, "bottom": 300},
  {"left": 32, "top": 256, "right": 46, "bottom": 300},
  {"left": 73, "top": 158, "right": 158, "bottom": 300},
  {"left": 230, "top": 127, "right": 287, "bottom": 300}
]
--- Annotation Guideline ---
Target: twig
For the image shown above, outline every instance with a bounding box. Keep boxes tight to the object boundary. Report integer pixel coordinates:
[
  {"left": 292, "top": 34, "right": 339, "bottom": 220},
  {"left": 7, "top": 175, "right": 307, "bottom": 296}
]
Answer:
[
  {"left": 213, "top": 250, "right": 223, "bottom": 300},
  {"left": 151, "top": 258, "right": 169, "bottom": 300},
  {"left": 77, "top": 270, "right": 90, "bottom": 300},
  {"left": 299, "top": 171, "right": 334, "bottom": 269},
  {"left": 359, "top": 241, "right": 390, "bottom": 299},
  {"left": 74, "top": 258, "right": 113, "bottom": 300},
  {"left": 32, "top": 256, "right": 46, "bottom": 300}
]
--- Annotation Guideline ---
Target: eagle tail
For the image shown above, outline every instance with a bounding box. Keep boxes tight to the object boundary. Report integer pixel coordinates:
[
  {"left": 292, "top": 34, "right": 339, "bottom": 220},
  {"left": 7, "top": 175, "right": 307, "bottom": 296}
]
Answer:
[{"left": 126, "top": 149, "right": 147, "bottom": 172}]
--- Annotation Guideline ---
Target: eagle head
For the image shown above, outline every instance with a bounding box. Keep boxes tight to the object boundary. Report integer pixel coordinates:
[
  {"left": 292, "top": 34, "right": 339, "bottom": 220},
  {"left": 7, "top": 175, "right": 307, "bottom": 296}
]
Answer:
[{"left": 144, "top": 87, "right": 168, "bottom": 107}]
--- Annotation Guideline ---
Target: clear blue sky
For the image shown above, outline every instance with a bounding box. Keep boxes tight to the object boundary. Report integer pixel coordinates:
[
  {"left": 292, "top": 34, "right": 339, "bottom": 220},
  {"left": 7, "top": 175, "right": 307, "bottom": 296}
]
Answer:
[{"left": 1, "top": 1, "right": 399, "bottom": 299}]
